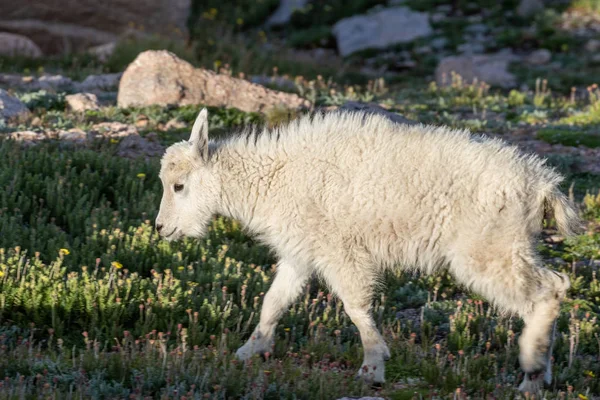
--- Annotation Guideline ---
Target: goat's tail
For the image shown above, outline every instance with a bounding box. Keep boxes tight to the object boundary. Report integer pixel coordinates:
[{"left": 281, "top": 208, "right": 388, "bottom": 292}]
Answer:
[{"left": 545, "top": 188, "right": 583, "bottom": 237}]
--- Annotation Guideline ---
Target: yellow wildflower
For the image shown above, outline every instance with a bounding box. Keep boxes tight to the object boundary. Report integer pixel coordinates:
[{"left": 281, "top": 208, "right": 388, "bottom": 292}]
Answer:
[
  {"left": 584, "top": 370, "right": 595, "bottom": 378},
  {"left": 111, "top": 261, "right": 123, "bottom": 269},
  {"left": 137, "top": 173, "right": 146, "bottom": 178},
  {"left": 0, "top": 271, "right": 4, "bottom": 278},
  {"left": 579, "top": 394, "right": 588, "bottom": 400},
  {"left": 59, "top": 248, "right": 70, "bottom": 255},
  {"left": 178, "top": 266, "right": 185, "bottom": 271},
  {"left": 110, "top": 138, "right": 119, "bottom": 144}
]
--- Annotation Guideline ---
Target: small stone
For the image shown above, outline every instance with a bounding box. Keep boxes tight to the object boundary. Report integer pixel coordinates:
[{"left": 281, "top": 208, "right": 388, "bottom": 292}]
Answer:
[
  {"left": 526, "top": 49, "right": 552, "bottom": 65},
  {"left": 37, "top": 75, "right": 73, "bottom": 90},
  {"left": 58, "top": 128, "right": 88, "bottom": 143},
  {"left": 135, "top": 116, "right": 150, "bottom": 128},
  {"left": 87, "top": 42, "right": 116, "bottom": 63},
  {"left": 8, "top": 130, "right": 45, "bottom": 144},
  {"left": 0, "top": 89, "right": 31, "bottom": 121},
  {"left": 76, "top": 73, "right": 122, "bottom": 92},
  {"left": 585, "top": 39, "right": 600, "bottom": 52},
  {"left": 65, "top": 93, "right": 100, "bottom": 112},
  {"left": 0, "top": 32, "right": 42, "bottom": 58},
  {"left": 116, "top": 134, "right": 165, "bottom": 159},
  {"left": 164, "top": 117, "right": 187, "bottom": 131}
]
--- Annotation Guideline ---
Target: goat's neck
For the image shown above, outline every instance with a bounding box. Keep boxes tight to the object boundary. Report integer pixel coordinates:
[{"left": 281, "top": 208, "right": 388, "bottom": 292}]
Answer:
[{"left": 213, "top": 145, "right": 280, "bottom": 232}]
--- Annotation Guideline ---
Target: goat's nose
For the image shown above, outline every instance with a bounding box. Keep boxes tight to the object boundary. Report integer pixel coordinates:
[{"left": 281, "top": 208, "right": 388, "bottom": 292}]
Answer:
[{"left": 156, "top": 224, "right": 163, "bottom": 233}]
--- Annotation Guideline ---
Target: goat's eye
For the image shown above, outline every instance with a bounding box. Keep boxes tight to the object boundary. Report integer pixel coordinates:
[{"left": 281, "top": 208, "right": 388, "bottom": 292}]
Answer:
[{"left": 174, "top": 184, "right": 184, "bottom": 192}]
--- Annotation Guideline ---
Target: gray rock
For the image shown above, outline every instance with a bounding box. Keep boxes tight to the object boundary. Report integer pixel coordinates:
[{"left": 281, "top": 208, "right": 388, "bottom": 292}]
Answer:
[
  {"left": 116, "top": 133, "right": 165, "bottom": 159},
  {"left": 526, "top": 49, "right": 552, "bottom": 65},
  {"left": 76, "top": 73, "right": 122, "bottom": 92},
  {"left": 38, "top": 75, "right": 73, "bottom": 89},
  {"left": 0, "top": 89, "right": 31, "bottom": 121},
  {"left": 0, "top": 32, "right": 42, "bottom": 58},
  {"left": 584, "top": 39, "right": 600, "bottom": 52},
  {"left": 65, "top": 93, "right": 100, "bottom": 112},
  {"left": 517, "top": 0, "right": 544, "bottom": 17},
  {"left": 87, "top": 42, "right": 116, "bottom": 63},
  {"left": 332, "top": 7, "right": 432, "bottom": 57},
  {"left": 436, "top": 51, "right": 520, "bottom": 88},
  {"left": 265, "top": 0, "right": 308, "bottom": 26},
  {"left": 338, "top": 101, "right": 417, "bottom": 125}
]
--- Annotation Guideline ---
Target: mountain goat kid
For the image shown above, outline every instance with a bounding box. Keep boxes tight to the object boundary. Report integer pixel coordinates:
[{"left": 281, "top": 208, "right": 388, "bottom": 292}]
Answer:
[{"left": 155, "top": 109, "right": 581, "bottom": 392}]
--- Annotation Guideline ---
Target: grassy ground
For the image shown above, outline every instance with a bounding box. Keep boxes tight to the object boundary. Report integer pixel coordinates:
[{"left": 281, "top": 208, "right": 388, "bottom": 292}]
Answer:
[{"left": 1, "top": 1, "right": 600, "bottom": 399}]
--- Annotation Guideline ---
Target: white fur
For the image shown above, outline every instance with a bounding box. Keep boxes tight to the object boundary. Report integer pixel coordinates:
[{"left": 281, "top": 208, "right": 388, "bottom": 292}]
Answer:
[{"left": 156, "top": 109, "right": 580, "bottom": 389}]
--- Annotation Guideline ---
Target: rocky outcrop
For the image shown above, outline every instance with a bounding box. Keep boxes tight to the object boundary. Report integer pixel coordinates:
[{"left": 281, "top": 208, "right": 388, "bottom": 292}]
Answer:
[{"left": 117, "top": 50, "right": 311, "bottom": 113}]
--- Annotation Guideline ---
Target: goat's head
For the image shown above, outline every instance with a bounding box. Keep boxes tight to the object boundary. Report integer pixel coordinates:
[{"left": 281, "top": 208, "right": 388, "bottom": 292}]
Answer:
[{"left": 155, "top": 108, "right": 220, "bottom": 241}]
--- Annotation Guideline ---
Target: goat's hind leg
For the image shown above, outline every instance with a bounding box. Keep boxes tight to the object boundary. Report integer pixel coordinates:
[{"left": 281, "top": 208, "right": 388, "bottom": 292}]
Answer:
[
  {"left": 518, "top": 269, "right": 570, "bottom": 394},
  {"left": 449, "top": 247, "right": 569, "bottom": 394}
]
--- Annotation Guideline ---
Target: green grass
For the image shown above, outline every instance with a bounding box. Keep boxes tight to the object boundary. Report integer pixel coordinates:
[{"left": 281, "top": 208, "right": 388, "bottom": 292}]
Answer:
[
  {"left": 1, "top": 92, "right": 600, "bottom": 397},
  {"left": 537, "top": 127, "right": 600, "bottom": 148}
]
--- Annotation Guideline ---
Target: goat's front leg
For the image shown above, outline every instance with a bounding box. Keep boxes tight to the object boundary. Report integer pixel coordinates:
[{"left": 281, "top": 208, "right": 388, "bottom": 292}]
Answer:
[{"left": 236, "top": 260, "right": 311, "bottom": 360}]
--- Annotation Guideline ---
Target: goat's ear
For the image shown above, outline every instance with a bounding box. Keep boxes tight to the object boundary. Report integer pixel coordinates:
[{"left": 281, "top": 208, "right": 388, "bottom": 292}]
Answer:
[{"left": 189, "top": 108, "right": 209, "bottom": 160}]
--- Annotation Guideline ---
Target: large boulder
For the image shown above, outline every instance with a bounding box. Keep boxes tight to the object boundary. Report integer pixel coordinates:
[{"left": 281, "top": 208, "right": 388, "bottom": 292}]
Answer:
[
  {"left": 117, "top": 51, "right": 311, "bottom": 113},
  {"left": 332, "top": 7, "right": 432, "bottom": 57},
  {"left": 0, "top": 32, "right": 43, "bottom": 58},
  {"left": 435, "top": 51, "right": 520, "bottom": 88},
  {"left": 0, "top": 0, "right": 190, "bottom": 55},
  {"left": 0, "top": 89, "right": 31, "bottom": 121}
]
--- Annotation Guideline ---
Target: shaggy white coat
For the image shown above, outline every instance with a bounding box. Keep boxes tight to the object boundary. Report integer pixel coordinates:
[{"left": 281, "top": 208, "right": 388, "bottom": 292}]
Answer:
[{"left": 156, "top": 109, "right": 581, "bottom": 391}]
